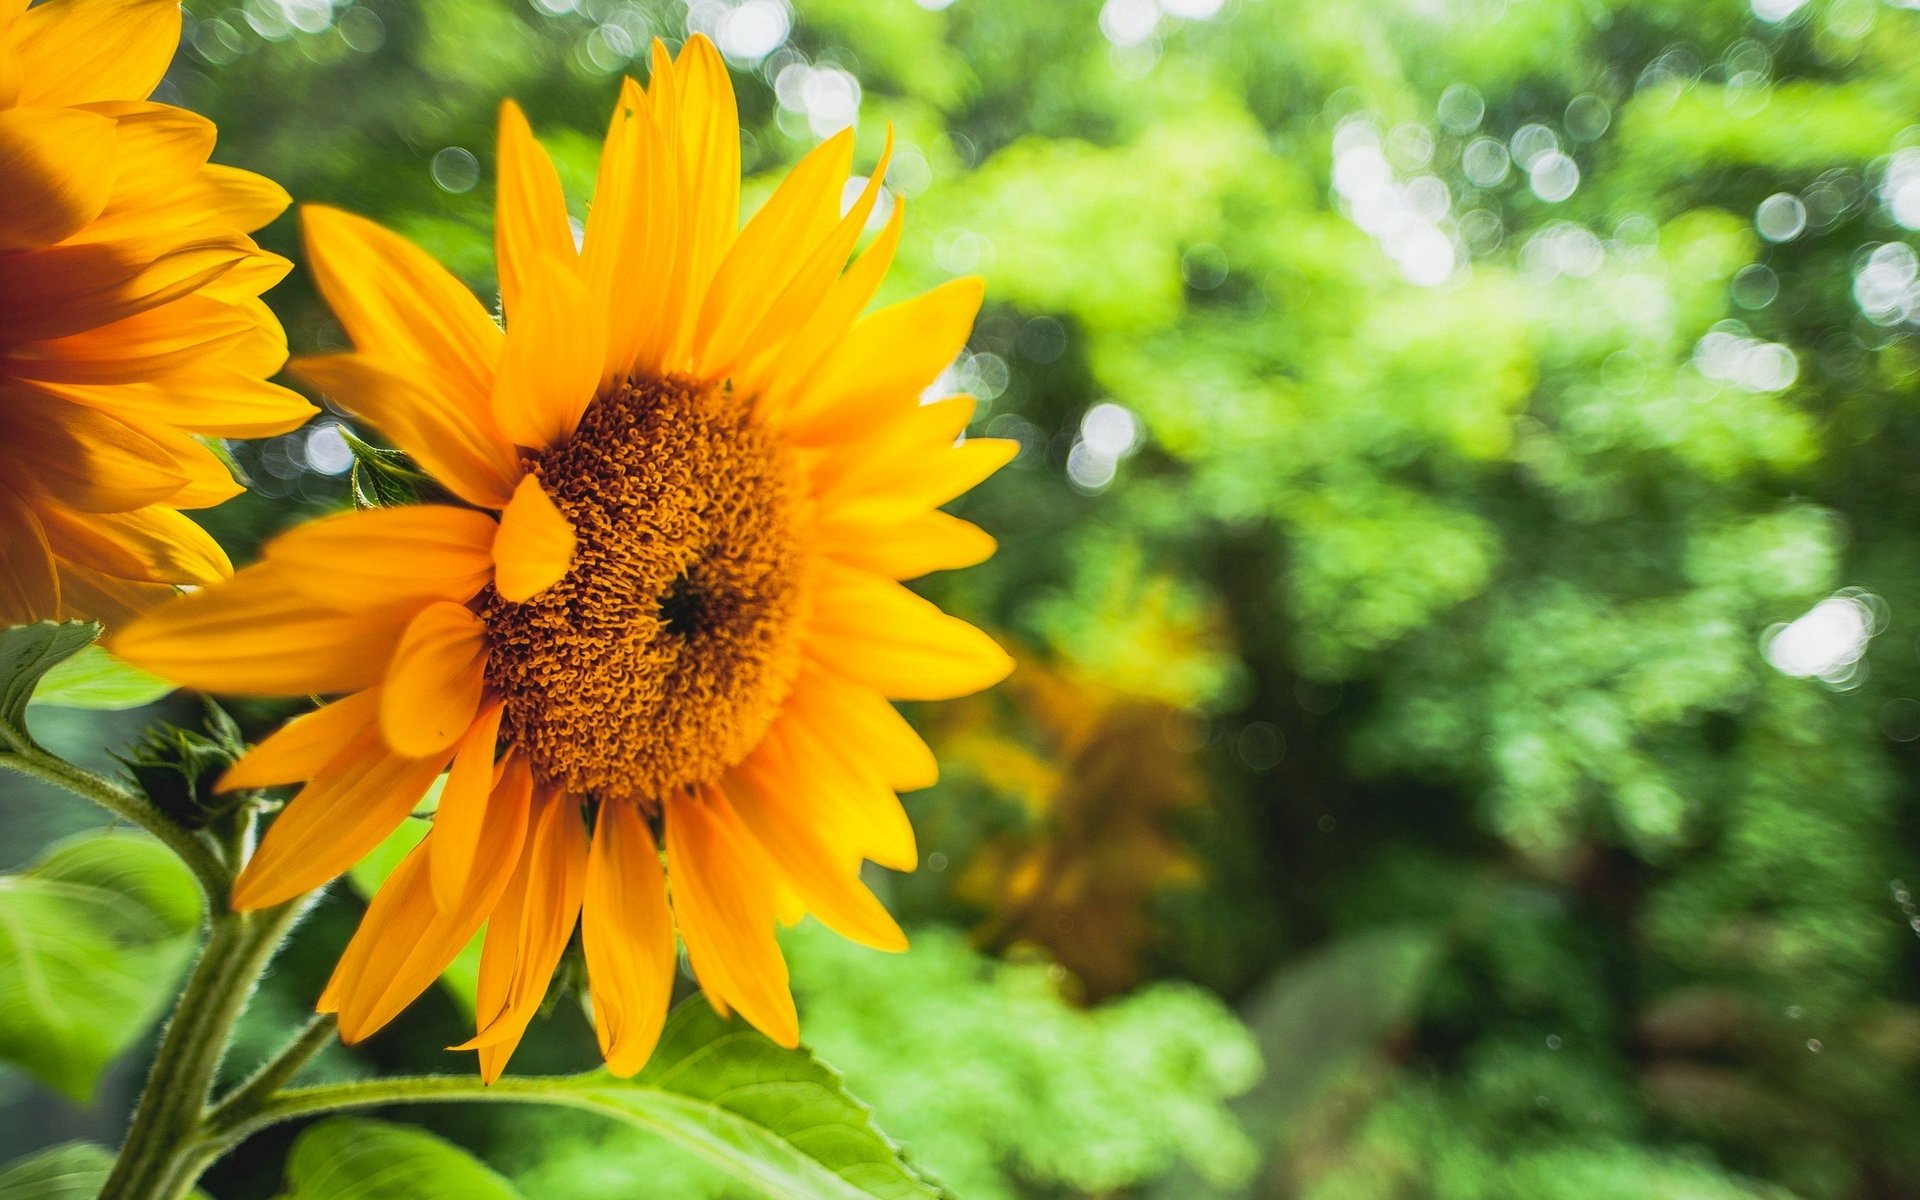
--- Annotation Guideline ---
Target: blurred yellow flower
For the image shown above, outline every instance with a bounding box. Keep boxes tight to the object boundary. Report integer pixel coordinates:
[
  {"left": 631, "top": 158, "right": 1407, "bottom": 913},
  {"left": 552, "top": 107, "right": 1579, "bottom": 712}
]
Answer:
[
  {"left": 116, "top": 35, "right": 1013, "bottom": 1080},
  {"left": 0, "top": 0, "right": 311, "bottom": 626}
]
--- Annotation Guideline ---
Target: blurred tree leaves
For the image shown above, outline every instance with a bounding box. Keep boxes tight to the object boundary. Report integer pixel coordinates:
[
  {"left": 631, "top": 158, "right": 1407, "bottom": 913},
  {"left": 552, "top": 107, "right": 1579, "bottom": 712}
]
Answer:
[{"left": 0, "top": 833, "right": 203, "bottom": 1102}]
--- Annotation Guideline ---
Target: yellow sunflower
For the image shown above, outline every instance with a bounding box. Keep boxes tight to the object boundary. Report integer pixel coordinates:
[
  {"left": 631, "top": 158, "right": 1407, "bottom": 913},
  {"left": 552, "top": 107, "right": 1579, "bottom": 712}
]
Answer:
[
  {"left": 0, "top": 0, "right": 313, "bottom": 626},
  {"left": 115, "top": 35, "right": 1014, "bottom": 1080}
]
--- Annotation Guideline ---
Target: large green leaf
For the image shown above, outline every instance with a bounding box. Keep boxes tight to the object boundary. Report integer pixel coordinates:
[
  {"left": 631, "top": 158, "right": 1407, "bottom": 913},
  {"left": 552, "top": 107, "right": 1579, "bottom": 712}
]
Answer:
[
  {"left": 518, "top": 1002, "right": 948, "bottom": 1200},
  {"left": 0, "top": 1143, "right": 115, "bottom": 1200},
  {"left": 30, "top": 645, "right": 173, "bottom": 712},
  {"left": 0, "top": 621, "right": 99, "bottom": 749},
  {"left": 274, "top": 1119, "right": 522, "bottom": 1200},
  {"left": 0, "top": 832, "right": 205, "bottom": 1100}
]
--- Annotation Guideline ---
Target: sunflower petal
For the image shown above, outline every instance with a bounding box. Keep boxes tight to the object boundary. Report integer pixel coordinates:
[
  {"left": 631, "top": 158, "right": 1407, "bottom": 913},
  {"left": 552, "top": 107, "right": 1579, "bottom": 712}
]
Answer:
[
  {"left": 785, "top": 277, "right": 985, "bottom": 445},
  {"left": 231, "top": 723, "right": 455, "bottom": 910},
  {"left": 428, "top": 700, "right": 505, "bottom": 911},
  {"left": 300, "top": 205, "right": 503, "bottom": 403},
  {"left": 381, "top": 601, "right": 489, "bottom": 759},
  {"left": 35, "top": 503, "right": 230, "bottom": 587},
  {"left": 583, "top": 800, "right": 675, "bottom": 1076},
  {"left": 495, "top": 100, "right": 576, "bottom": 324},
  {"left": 664, "top": 786, "right": 799, "bottom": 1047},
  {"left": 492, "top": 474, "right": 575, "bottom": 602},
  {"left": 490, "top": 254, "right": 604, "bottom": 452},
  {"left": 819, "top": 509, "right": 997, "bottom": 580},
  {"left": 291, "top": 354, "right": 519, "bottom": 509},
  {"left": 0, "top": 485, "right": 59, "bottom": 625},
  {"left": 217, "top": 688, "right": 382, "bottom": 792},
  {"left": 11, "top": 0, "right": 181, "bottom": 107},
  {"left": 0, "top": 106, "right": 117, "bottom": 251},
  {"left": 807, "top": 563, "right": 1013, "bottom": 701}
]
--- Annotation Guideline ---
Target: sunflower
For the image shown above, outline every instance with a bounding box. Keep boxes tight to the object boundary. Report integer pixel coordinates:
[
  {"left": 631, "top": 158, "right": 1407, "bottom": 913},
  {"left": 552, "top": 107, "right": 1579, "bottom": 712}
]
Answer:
[
  {"left": 0, "top": 0, "right": 313, "bottom": 626},
  {"left": 115, "top": 35, "right": 1014, "bottom": 1080}
]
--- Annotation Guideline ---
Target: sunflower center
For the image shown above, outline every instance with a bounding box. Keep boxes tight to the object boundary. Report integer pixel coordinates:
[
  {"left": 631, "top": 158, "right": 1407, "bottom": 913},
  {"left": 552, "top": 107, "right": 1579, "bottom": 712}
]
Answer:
[{"left": 482, "top": 375, "right": 807, "bottom": 804}]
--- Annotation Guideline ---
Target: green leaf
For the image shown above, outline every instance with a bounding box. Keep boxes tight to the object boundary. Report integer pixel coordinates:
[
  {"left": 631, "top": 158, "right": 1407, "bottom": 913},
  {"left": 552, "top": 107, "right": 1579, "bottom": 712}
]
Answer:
[
  {"left": 30, "top": 645, "right": 173, "bottom": 711},
  {"left": 0, "top": 1143, "right": 114, "bottom": 1200},
  {"left": 0, "top": 621, "right": 100, "bottom": 749},
  {"left": 275, "top": 1119, "right": 523, "bottom": 1200},
  {"left": 342, "top": 428, "right": 429, "bottom": 509},
  {"left": 0, "top": 832, "right": 205, "bottom": 1101},
  {"left": 524, "top": 1002, "right": 948, "bottom": 1200}
]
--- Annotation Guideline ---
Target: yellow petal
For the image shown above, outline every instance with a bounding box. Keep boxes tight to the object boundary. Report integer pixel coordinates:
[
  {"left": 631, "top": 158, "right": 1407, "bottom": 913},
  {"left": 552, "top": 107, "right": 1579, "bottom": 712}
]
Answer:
[
  {"left": 35, "top": 502, "right": 230, "bottom": 587},
  {"left": 818, "top": 509, "right": 997, "bottom": 580},
  {"left": 747, "top": 196, "right": 903, "bottom": 417},
  {"left": 380, "top": 601, "right": 489, "bottom": 758},
  {"left": 491, "top": 475, "right": 575, "bottom": 603},
  {"left": 0, "top": 484, "right": 58, "bottom": 625},
  {"left": 785, "top": 277, "right": 985, "bottom": 445},
  {"left": 40, "top": 370, "right": 317, "bottom": 440},
  {"left": 587, "top": 79, "right": 680, "bottom": 380},
  {"left": 217, "top": 688, "right": 382, "bottom": 792},
  {"left": 489, "top": 255, "right": 604, "bottom": 452},
  {"left": 583, "top": 800, "right": 675, "bottom": 1076},
  {"left": 0, "top": 106, "right": 117, "bottom": 251},
  {"left": 6, "top": 295, "right": 260, "bottom": 385},
  {"left": 806, "top": 562, "right": 1013, "bottom": 701},
  {"left": 725, "top": 757, "right": 907, "bottom": 952},
  {"left": 428, "top": 700, "right": 505, "bottom": 911},
  {"left": 300, "top": 204, "right": 502, "bottom": 404},
  {"left": 291, "top": 354, "right": 519, "bottom": 509},
  {"left": 754, "top": 706, "right": 915, "bottom": 871},
  {"left": 325, "top": 784, "right": 528, "bottom": 1043},
  {"left": 664, "top": 786, "right": 799, "bottom": 1047},
  {"left": 231, "top": 723, "right": 455, "bottom": 910},
  {"left": 494, "top": 100, "right": 576, "bottom": 324},
  {"left": 111, "top": 571, "right": 417, "bottom": 696},
  {"left": 0, "top": 236, "right": 254, "bottom": 342},
  {"left": 818, "top": 436, "right": 1018, "bottom": 528},
  {"left": 261, "top": 503, "right": 499, "bottom": 604},
  {"left": 458, "top": 781, "right": 587, "bottom": 1082},
  {"left": 786, "top": 661, "right": 937, "bottom": 793},
  {"left": 11, "top": 0, "right": 181, "bottom": 107},
  {"left": 691, "top": 128, "right": 854, "bottom": 382},
  {"left": 0, "top": 392, "right": 188, "bottom": 512},
  {"left": 52, "top": 560, "right": 171, "bottom": 627},
  {"left": 659, "top": 34, "right": 740, "bottom": 367}
]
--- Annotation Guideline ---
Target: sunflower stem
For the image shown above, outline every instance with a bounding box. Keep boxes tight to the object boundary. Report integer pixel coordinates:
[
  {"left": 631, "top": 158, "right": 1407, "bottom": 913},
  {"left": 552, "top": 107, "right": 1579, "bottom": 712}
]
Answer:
[
  {"left": 97, "top": 897, "right": 309, "bottom": 1200},
  {"left": 205, "top": 1012, "right": 339, "bottom": 1131},
  {"left": 195, "top": 1075, "right": 591, "bottom": 1158},
  {"left": 0, "top": 743, "right": 229, "bottom": 902}
]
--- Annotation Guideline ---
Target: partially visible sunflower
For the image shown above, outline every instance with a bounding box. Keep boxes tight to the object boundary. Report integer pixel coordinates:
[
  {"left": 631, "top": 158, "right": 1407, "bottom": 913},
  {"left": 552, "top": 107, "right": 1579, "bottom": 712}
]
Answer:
[
  {"left": 116, "top": 35, "right": 1014, "bottom": 1079},
  {"left": 0, "top": 0, "right": 313, "bottom": 625}
]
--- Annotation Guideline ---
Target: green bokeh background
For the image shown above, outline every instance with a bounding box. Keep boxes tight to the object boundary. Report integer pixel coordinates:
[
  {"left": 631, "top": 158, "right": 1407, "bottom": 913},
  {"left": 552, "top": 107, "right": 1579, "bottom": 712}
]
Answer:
[{"left": 7, "top": 0, "right": 1920, "bottom": 1194}]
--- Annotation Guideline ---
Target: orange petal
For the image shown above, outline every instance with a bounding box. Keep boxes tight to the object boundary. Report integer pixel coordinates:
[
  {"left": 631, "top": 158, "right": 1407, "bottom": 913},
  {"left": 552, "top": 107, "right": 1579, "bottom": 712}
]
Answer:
[
  {"left": 300, "top": 204, "right": 502, "bottom": 404},
  {"left": 725, "top": 756, "right": 907, "bottom": 952},
  {"left": 11, "top": 0, "right": 182, "bottom": 107},
  {"left": 787, "top": 659, "right": 937, "bottom": 793},
  {"left": 0, "top": 392, "right": 188, "bottom": 512},
  {"left": 806, "top": 562, "right": 1013, "bottom": 701},
  {"left": 261, "top": 503, "right": 499, "bottom": 604},
  {"left": 489, "top": 256, "right": 604, "bottom": 452},
  {"left": 41, "top": 370, "right": 318, "bottom": 440},
  {"left": 217, "top": 688, "right": 382, "bottom": 792},
  {"left": 495, "top": 100, "right": 576, "bottom": 325},
  {"left": 0, "top": 106, "right": 117, "bottom": 251},
  {"left": 428, "top": 701, "right": 505, "bottom": 911},
  {"left": 583, "top": 800, "right": 675, "bottom": 1076},
  {"left": 491, "top": 475, "right": 575, "bottom": 603},
  {"left": 753, "top": 706, "right": 916, "bottom": 872},
  {"left": 35, "top": 502, "right": 230, "bottom": 587},
  {"left": 664, "top": 786, "right": 799, "bottom": 1047},
  {"left": 0, "top": 484, "right": 58, "bottom": 625},
  {"left": 291, "top": 354, "right": 519, "bottom": 509},
  {"left": 232, "top": 724, "right": 456, "bottom": 910},
  {"left": 457, "top": 782, "right": 587, "bottom": 1082},
  {"left": 324, "top": 777, "right": 529, "bottom": 1043},
  {"left": 381, "top": 601, "right": 489, "bottom": 758},
  {"left": 0, "top": 236, "right": 254, "bottom": 343},
  {"left": 52, "top": 561, "right": 170, "bottom": 628}
]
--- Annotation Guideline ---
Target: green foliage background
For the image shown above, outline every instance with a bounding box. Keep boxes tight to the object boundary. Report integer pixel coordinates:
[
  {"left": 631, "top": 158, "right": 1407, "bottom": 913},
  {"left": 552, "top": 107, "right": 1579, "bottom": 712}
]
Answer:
[{"left": 4, "top": 0, "right": 1920, "bottom": 1195}]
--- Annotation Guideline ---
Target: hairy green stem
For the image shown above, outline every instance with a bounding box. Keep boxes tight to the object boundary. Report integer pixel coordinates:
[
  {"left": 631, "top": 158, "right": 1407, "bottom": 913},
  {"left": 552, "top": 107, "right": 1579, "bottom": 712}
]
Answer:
[
  {"left": 205, "top": 1013, "right": 339, "bottom": 1132},
  {"left": 97, "top": 898, "right": 308, "bottom": 1200},
  {"left": 198, "top": 1075, "right": 584, "bottom": 1157},
  {"left": 0, "top": 745, "right": 228, "bottom": 902}
]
